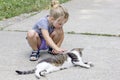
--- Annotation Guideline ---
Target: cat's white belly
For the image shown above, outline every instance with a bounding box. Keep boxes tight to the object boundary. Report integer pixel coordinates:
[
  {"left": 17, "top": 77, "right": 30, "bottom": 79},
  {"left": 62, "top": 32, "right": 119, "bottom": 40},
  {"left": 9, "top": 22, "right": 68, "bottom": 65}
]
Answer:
[{"left": 60, "top": 57, "right": 73, "bottom": 68}]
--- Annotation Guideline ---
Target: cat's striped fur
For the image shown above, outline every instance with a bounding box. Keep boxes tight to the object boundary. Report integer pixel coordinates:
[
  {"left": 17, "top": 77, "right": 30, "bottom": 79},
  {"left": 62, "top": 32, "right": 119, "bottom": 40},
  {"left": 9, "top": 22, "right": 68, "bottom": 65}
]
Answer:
[{"left": 16, "top": 48, "right": 93, "bottom": 79}]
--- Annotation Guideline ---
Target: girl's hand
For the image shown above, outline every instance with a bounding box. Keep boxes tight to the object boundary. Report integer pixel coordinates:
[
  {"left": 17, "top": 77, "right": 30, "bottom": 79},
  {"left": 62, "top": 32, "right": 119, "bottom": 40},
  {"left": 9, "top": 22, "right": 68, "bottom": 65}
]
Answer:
[{"left": 52, "top": 48, "right": 66, "bottom": 54}]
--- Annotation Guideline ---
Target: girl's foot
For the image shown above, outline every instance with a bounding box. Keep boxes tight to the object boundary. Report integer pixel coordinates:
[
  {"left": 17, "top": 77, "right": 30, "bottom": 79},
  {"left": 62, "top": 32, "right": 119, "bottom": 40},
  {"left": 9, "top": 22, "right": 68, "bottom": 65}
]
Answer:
[{"left": 30, "top": 50, "right": 40, "bottom": 61}]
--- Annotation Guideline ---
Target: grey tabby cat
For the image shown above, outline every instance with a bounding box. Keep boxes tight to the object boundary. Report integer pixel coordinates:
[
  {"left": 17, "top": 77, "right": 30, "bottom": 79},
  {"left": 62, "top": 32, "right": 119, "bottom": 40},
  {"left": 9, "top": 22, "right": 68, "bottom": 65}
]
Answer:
[{"left": 16, "top": 48, "right": 93, "bottom": 79}]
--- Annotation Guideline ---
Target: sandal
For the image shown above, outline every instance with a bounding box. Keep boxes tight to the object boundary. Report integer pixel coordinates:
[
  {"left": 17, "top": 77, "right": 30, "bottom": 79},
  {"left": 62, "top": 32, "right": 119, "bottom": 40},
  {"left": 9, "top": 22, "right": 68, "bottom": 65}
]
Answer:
[{"left": 30, "top": 51, "right": 40, "bottom": 61}]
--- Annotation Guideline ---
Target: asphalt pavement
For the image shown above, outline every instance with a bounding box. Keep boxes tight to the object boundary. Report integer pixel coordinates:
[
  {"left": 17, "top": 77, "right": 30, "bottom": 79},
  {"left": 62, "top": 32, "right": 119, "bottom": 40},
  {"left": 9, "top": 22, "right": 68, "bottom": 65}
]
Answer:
[{"left": 0, "top": 0, "right": 120, "bottom": 80}]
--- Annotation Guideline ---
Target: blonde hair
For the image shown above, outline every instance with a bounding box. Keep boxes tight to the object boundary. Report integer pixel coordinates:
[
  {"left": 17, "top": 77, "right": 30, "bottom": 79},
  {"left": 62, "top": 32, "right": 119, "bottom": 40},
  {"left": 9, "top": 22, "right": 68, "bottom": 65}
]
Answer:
[{"left": 50, "top": 0, "right": 69, "bottom": 20}]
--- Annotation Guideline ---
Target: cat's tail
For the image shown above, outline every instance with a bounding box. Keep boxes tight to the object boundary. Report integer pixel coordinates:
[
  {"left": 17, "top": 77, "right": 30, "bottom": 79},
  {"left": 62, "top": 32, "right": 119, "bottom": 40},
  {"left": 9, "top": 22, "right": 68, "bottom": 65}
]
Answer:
[{"left": 15, "top": 69, "right": 35, "bottom": 75}]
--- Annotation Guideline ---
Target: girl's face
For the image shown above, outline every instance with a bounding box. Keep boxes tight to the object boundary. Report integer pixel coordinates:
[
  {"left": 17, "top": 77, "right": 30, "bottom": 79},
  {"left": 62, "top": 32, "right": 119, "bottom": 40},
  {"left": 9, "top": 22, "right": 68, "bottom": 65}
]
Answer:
[{"left": 52, "top": 17, "right": 67, "bottom": 29}]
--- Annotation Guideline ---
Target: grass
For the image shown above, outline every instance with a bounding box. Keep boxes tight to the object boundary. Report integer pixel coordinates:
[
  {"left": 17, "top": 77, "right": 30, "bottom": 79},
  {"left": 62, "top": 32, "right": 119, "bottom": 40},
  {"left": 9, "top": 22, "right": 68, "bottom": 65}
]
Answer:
[{"left": 0, "top": 0, "right": 69, "bottom": 20}]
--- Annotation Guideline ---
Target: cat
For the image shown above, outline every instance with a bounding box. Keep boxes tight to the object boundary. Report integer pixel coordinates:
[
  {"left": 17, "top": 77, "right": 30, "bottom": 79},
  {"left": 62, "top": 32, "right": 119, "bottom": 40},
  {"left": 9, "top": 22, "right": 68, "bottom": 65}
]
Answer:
[{"left": 15, "top": 48, "right": 93, "bottom": 79}]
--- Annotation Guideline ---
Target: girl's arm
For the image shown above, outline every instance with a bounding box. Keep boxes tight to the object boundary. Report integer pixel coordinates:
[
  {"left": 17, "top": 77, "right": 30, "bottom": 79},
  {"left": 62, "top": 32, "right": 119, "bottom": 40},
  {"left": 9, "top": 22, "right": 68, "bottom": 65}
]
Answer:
[
  {"left": 56, "top": 31, "right": 64, "bottom": 47},
  {"left": 41, "top": 29, "right": 60, "bottom": 51}
]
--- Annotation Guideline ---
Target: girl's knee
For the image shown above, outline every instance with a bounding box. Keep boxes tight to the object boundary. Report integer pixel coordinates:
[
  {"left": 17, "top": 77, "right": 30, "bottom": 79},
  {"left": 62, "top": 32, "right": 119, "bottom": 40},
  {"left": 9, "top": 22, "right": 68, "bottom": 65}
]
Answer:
[
  {"left": 51, "top": 29, "right": 63, "bottom": 37},
  {"left": 50, "top": 29, "right": 64, "bottom": 43},
  {"left": 27, "top": 30, "right": 39, "bottom": 38}
]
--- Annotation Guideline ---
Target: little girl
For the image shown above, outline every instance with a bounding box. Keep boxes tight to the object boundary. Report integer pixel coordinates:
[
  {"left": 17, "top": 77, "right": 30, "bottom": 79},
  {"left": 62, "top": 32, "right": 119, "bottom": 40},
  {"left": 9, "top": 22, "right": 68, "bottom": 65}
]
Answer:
[{"left": 27, "top": 0, "right": 69, "bottom": 61}]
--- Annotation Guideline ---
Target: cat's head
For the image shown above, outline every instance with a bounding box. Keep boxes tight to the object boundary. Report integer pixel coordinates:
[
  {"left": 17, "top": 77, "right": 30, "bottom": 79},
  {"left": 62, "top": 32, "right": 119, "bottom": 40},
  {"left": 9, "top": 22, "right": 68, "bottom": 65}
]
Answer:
[
  {"left": 71, "top": 48, "right": 83, "bottom": 56},
  {"left": 67, "top": 48, "right": 84, "bottom": 63}
]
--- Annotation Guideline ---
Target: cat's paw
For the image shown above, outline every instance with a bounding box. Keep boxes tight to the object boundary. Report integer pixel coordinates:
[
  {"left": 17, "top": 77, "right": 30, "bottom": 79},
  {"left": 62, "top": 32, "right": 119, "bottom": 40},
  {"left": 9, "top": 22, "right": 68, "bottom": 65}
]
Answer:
[
  {"left": 35, "top": 71, "right": 41, "bottom": 79},
  {"left": 85, "top": 62, "right": 94, "bottom": 67},
  {"left": 40, "top": 70, "right": 47, "bottom": 77},
  {"left": 88, "top": 62, "right": 94, "bottom": 67}
]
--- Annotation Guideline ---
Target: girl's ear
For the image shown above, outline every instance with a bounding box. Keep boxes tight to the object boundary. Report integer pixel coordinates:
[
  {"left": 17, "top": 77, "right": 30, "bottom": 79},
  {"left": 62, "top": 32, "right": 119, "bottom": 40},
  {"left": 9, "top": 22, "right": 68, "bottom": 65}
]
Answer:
[
  {"left": 48, "top": 16, "right": 55, "bottom": 23},
  {"left": 50, "top": 17, "right": 55, "bottom": 21}
]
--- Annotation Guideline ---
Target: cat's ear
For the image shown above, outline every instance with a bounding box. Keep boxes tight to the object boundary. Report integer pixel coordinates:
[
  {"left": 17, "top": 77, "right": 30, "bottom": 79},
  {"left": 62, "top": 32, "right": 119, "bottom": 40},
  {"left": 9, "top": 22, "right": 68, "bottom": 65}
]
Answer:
[
  {"left": 71, "top": 48, "right": 84, "bottom": 52},
  {"left": 79, "top": 48, "right": 84, "bottom": 51}
]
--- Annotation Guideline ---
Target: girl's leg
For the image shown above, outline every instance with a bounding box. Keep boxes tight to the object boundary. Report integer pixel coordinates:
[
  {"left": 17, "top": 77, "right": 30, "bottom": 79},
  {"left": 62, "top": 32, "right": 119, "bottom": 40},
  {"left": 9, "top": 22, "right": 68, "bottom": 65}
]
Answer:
[
  {"left": 27, "top": 30, "right": 41, "bottom": 61},
  {"left": 27, "top": 30, "right": 41, "bottom": 50},
  {"left": 50, "top": 28, "right": 64, "bottom": 47}
]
